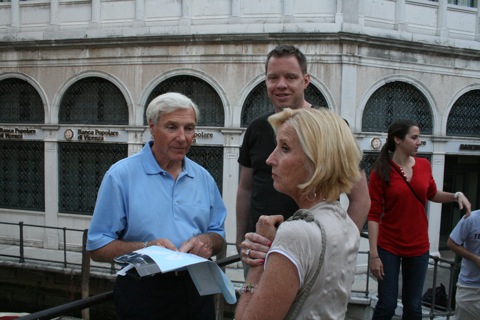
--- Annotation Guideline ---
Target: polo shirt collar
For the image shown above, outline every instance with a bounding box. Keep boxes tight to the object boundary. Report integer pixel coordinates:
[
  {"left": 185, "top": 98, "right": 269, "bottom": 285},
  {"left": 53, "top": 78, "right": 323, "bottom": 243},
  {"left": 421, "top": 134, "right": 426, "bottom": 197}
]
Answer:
[{"left": 142, "top": 141, "right": 194, "bottom": 178}]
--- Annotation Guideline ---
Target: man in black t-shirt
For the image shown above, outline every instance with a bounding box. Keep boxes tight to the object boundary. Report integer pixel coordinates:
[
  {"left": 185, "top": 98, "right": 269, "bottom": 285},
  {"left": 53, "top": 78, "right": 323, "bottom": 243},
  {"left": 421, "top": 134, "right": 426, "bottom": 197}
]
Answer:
[
  {"left": 236, "top": 45, "right": 371, "bottom": 257},
  {"left": 238, "top": 111, "right": 298, "bottom": 226}
]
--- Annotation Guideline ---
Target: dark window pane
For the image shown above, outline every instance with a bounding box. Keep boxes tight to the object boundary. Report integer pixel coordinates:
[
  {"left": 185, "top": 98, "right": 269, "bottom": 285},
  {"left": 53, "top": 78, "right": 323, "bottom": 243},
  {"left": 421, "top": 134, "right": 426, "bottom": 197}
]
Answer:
[
  {"left": 187, "top": 145, "right": 223, "bottom": 193},
  {"left": 145, "top": 76, "right": 224, "bottom": 127},
  {"left": 0, "top": 140, "right": 44, "bottom": 210},
  {"left": 59, "top": 77, "right": 128, "bottom": 125},
  {"left": 58, "top": 142, "right": 128, "bottom": 215},
  {"left": 447, "top": 90, "right": 480, "bottom": 137},
  {"left": 362, "top": 81, "right": 433, "bottom": 134},
  {"left": 0, "top": 78, "right": 44, "bottom": 123}
]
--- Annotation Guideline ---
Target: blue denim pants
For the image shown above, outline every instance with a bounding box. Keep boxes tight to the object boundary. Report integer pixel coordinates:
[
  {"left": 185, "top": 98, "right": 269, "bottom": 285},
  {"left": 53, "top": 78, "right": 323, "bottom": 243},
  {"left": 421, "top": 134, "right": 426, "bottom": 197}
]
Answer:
[{"left": 372, "top": 246, "right": 429, "bottom": 320}]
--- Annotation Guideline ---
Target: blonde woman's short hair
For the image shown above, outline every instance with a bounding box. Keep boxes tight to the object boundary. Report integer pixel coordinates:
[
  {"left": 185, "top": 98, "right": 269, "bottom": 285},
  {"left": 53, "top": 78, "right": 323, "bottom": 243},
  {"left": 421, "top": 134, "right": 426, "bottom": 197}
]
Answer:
[{"left": 268, "top": 108, "right": 362, "bottom": 201}]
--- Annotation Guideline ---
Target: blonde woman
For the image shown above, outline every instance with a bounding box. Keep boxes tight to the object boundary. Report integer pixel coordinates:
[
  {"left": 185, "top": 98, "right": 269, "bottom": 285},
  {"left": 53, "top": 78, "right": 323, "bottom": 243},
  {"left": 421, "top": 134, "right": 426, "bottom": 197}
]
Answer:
[{"left": 235, "top": 108, "right": 362, "bottom": 319}]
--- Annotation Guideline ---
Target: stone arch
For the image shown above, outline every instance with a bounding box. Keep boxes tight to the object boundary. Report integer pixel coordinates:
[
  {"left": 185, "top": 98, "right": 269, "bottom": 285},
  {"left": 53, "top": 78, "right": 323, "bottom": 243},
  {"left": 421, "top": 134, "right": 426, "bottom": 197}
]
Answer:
[
  {"left": 359, "top": 75, "right": 436, "bottom": 134},
  {"left": 52, "top": 70, "right": 133, "bottom": 125},
  {"left": 0, "top": 72, "right": 48, "bottom": 123},
  {"left": 140, "top": 68, "right": 229, "bottom": 127},
  {"left": 444, "top": 84, "right": 480, "bottom": 137}
]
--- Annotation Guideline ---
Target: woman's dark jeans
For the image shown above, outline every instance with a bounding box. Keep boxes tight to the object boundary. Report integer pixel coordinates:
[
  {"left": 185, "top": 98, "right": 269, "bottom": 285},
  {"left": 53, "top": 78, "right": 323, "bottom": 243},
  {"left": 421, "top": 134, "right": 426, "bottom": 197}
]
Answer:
[{"left": 372, "top": 246, "right": 429, "bottom": 320}]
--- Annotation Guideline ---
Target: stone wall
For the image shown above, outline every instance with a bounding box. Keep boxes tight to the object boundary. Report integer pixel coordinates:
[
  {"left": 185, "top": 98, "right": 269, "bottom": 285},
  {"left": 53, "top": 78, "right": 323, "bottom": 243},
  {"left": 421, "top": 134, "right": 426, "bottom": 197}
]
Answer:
[{"left": 0, "top": 264, "right": 116, "bottom": 319}]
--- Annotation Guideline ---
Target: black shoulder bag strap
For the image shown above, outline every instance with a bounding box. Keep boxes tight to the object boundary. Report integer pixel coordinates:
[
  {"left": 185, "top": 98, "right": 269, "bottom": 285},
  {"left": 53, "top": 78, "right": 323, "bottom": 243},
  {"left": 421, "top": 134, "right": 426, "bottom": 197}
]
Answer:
[
  {"left": 284, "top": 208, "right": 326, "bottom": 320},
  {"left": 389, "top": 162, "right": 425, "bottom": 207}
]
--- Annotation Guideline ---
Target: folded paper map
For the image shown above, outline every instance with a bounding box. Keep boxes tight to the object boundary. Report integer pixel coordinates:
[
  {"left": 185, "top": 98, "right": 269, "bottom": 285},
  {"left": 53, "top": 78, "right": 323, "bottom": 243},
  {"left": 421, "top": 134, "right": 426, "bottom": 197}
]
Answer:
[{"left": 114, "top": 246, "right": 236, "bottom": 304}]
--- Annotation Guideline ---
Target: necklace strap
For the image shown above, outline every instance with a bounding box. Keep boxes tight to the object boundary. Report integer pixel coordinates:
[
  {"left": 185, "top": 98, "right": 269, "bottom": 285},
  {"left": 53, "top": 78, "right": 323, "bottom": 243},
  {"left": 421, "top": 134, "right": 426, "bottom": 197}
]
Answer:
[{"left": 389, "top": 161, "right": 425, "bottom": 207}]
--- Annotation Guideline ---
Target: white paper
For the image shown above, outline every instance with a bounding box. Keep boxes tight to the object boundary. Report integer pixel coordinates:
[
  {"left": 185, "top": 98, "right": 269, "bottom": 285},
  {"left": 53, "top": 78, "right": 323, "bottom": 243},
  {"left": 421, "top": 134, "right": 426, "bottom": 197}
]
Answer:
[{"left": 114, "top": 246, "right": 236, "bottom": 304}]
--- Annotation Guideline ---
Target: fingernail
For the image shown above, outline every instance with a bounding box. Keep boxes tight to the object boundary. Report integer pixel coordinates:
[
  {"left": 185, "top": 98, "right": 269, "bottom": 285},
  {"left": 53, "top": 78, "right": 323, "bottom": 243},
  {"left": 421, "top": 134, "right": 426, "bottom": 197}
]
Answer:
[
  {"left": 267, "top": 242, "right": 272, "bottom": 247},
  {"left": 259, "top": 259, "right": 264, "bottom": 264}
]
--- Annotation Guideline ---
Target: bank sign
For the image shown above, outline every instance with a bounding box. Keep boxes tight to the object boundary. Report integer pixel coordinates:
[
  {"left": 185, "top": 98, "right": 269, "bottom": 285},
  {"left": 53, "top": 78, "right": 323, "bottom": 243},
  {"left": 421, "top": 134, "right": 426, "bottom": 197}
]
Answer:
[
  {"left": 0, "top": 127, "right": 38, "bottom": 139},
  {"left": 0, "top": 126, "right": 225, "bottom": 146}
]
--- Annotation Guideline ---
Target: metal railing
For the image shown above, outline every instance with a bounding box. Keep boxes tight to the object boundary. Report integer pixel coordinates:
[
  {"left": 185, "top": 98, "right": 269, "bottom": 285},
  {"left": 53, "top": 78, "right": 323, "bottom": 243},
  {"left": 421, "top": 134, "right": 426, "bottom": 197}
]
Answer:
[
  {"left": 423, "top": 255, "right": 458, "bottom": 319},
  {"left": 0, "top": 221, "right": 115, "bottom": 272},
  {"left": 17, "top": 254, "right": 241, "bottom": 320},
  {"left": 0, "top": 221, "right": 84, "bottom": 267},
  {"left": 18, "top": 291, "right": 114, "bottom": 320},
  {"left": 356, "top": 232, "right": 458, "bottom": 319},
  {"left": 0, "top": 222, "right": 459, "bottom": 319}
]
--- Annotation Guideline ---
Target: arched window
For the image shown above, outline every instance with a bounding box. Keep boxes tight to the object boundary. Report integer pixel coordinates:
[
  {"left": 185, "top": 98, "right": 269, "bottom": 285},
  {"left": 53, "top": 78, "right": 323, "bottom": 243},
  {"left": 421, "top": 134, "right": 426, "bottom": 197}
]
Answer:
[
  {"left": 145, "top": 75, "right": 224, "bottom": 127},
  {"left": 58, "top": 77, "right": 129, "bottom": 215},
  {"left": 362, "top": 81, "right": 433, "bottom": 134},
  {"left": 241, "top": 82, "right": 328, "bottom": 127},
  {"left": 0, "top": 78, "right": 44, "bottom": 123},
  {"left": 0, "top": 78, "right": 44, "bottom": 211},
  {"left": 59, "top": 77, "right": 128, "bottom": 124},
  {"left": 446, "top": 90, "right": 480, "bottom": 137}
]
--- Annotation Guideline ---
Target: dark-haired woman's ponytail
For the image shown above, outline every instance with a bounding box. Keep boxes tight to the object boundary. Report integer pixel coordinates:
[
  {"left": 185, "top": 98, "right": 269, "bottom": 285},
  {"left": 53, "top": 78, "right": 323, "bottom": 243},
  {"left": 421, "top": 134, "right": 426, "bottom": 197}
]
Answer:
[{"left": 372, "top": 139, "right": 392, "bottom": 185}]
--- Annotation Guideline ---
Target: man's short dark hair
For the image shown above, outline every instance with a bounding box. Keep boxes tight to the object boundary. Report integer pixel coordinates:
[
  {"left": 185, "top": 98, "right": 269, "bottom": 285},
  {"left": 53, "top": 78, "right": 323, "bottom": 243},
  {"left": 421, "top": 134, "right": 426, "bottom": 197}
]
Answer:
[{"left": 265, "top": 45, "right": 308, "bottom": 75}]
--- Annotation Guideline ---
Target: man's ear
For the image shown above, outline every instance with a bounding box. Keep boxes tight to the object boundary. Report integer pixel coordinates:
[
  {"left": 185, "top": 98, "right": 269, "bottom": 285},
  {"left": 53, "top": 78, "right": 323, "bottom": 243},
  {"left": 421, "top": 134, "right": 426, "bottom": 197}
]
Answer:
[
  {"left": 303, "top": 73, "right": 311, "bottom": 89},
  {"left": 148, "top": 120, "right": 155, "bottom": 135}
]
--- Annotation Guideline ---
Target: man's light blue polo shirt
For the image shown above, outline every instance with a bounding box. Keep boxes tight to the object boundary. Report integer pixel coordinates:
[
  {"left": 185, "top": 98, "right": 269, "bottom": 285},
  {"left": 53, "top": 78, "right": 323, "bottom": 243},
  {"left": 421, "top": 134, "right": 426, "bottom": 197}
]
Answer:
[
  {"left": 87, "top": 141, "right": 226, "bottom": 251},
  {"left": 449, "top": 210, "right": 480, "bottom": 287}
]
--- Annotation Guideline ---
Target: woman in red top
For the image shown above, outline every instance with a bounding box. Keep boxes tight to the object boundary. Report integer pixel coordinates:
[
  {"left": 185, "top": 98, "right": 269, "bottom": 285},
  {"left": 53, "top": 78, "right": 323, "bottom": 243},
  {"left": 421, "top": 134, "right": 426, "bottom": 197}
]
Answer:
[{"left": 368, "top": 120, "right": 471, "bottom": 320}]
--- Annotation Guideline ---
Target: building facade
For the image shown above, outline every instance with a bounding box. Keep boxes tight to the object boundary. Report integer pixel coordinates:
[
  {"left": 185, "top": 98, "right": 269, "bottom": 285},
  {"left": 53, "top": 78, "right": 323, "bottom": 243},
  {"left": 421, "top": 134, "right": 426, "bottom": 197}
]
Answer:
[{"left": 1, "top": 0, "right": 480, "bottom": 264}]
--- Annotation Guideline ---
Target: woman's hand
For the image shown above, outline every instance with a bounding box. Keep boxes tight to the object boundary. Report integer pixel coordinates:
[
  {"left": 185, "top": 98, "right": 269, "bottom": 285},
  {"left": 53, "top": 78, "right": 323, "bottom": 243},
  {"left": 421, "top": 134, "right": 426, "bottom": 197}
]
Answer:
[
  {"left": 457, "top": 193, "right": 472, "bottom": 217},
  {"left": 256, "top": 215, "right": 284, "bottom": 241},
  {"left": 241, "top": 232, "right": 271, "bottom": 266},
  {"left": 241, "top": 215, "right": 284, "bottom": 266},
  {"left": 369, "top": 256, "right": 384, "bottom": 280}
]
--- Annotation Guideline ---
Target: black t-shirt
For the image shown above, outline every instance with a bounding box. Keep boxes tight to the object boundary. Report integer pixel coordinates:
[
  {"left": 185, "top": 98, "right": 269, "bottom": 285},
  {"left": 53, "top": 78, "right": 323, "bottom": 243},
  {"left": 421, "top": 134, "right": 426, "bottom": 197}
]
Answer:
[{"left": 238, "top": 112, "right": 299, "bottom": 230}]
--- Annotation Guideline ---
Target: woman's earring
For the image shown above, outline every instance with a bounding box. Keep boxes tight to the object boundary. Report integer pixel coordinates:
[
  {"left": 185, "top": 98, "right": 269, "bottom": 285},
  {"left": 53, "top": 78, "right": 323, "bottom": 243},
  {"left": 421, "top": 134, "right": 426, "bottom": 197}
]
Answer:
[{"left": 307, "top": 191, "right": 317, "bottom": 201}]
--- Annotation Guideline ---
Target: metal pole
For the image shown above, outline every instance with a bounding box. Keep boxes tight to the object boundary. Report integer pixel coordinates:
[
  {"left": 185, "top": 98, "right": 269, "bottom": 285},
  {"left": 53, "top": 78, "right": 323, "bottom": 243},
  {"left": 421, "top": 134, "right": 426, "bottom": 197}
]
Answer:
[
  {"left": 63, "top": 227, "right": 67, "bottom": 268},
  {"left": 19, "top": 221, "right": 25, "bottom": 263},
  {"left": 81, "top": 229, "right": 90, "bottom": 320},
  {"left": 429, "top": 257, "right": 439, "bottom": 319}
]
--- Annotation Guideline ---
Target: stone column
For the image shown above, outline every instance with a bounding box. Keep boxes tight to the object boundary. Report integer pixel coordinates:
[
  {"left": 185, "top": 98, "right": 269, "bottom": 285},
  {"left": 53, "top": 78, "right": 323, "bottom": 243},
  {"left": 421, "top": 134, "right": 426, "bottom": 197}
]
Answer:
[
  {"left": 126, "top": 127, "right": 146, "bottom": 156},
  {"left": 230, "top": 0, "right": 241, "bottom": 24},
  {"left": 43, "top": 126, "right": 60, "bottom": 249},
  {"left": 50, "top": 0, "right": 59, "bottom": 26},
  {"left": 180, "top": 0, "right": 192, "bottom": 28},
  {"left": 429, "top": 151, "right": 447, "bottom": 257},
  {"left": 340, "top": 51, "right": 358, "bottom": 129},
  {"left": 90, "top": 0, "right": 101, "bottom": 28},
  {"left": 395, "top": 0, "right": 406, "bottom": 32},
  {"left": 335, "top": 0, "right": 344, "bottom": 24},
  {"left": 283, "top": 0, "right": 293, "bottom": 23},
  {"left": 476, "top": 0, "right": 480, "bottom": 41},
  {"left": 10, "top": 0, "right": 19, "bottom": 29},
  {"left": 437, "top": 0, "right": 448, "bottom": 38},
  {"left": 221, "top": 129, "right": 243, "bottom": 255},
  {"left": 134, "top": 0, "right": 145, "bottom": 27}
]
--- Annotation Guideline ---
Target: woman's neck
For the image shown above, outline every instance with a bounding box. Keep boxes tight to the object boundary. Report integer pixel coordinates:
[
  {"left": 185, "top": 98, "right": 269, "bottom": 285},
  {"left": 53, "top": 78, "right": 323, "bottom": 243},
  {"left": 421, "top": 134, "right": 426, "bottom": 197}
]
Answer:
[
  {"left": 297, "top": 195, "right": 327, "bottom": 209},
  {"left": 392, "top": 154, "right": 412, "bottom": 169}
]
